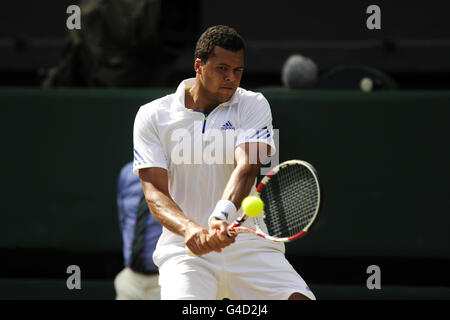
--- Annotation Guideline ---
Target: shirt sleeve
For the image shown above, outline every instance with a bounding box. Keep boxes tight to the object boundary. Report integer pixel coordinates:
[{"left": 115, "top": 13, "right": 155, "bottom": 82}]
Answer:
[
  {"left": 235, "top": 93, "right": 277, "bottom": 156},
  {"left": 133, "top": 105, "right": 168, "bottom": 174}
]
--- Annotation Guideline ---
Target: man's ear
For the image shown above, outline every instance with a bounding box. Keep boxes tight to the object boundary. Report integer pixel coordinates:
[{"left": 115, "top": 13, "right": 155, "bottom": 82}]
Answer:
[{"left": 194, "top": 58, "right": 203, "bottom": 74}]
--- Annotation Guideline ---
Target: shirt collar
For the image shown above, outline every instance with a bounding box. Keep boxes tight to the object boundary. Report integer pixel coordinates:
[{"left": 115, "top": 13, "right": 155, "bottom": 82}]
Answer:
[{"left": 171, "top": 78, "right": 240, "bottom": 112}]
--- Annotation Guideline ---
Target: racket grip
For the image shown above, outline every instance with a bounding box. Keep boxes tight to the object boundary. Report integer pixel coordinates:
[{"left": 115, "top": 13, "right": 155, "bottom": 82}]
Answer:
[
  {"left": 227, "top": 221, "right": 239, "bottom": 237},
  {"left": 227, "top": 227, "right": 237, "bottom": 237}
]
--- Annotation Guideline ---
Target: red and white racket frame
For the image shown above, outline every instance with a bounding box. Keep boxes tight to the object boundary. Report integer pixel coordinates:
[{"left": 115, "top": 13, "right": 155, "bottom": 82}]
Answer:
[{"left": 227, "top": 160, "right": 321, "bottom": 242}]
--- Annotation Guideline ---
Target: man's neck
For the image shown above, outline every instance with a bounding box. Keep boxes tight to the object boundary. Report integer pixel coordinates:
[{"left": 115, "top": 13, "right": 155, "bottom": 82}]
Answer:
[{"left": 185, "top": 84, "right": 218, "bottom": 115}]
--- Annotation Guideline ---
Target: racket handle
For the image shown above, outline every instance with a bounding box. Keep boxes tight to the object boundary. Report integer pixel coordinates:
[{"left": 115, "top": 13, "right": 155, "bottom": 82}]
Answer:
[
  {"left": 226, "top": 228, "right": 236, "bottom": 238},
  {"left": 227, "top": 220, "right": 240, "bottom": 237}
]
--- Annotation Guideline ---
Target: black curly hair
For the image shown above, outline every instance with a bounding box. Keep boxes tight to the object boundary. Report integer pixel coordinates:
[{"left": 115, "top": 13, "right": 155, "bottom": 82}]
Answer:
[{"left": 194, "top": 25, "right": 245, "bottom": 64}]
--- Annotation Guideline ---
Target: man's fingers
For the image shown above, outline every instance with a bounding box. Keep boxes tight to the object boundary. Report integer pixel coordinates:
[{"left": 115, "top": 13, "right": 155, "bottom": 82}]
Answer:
[
  {"left": 185, "top": 226, "right": 217, "bottom": 256},
  {"left": 186, "top": 220, "right": 237, "bottom": 256},
  {"left": 186, "top": 236, "right": 203, "bottom": 255},
  {"left": 208, "top": 227, "right": 235, "bottom": 250},
  {"left": 217, "top": 223, "right": 230, "bottom": 241},
  {"left": 206, "top": 233, "right": 223, "bottom": 253},
  {"left": 210, "top": 218, "right": 230, "bottom": 238},
  {"left": 213, "top": 220, "right": 236, "bottom": 242}
]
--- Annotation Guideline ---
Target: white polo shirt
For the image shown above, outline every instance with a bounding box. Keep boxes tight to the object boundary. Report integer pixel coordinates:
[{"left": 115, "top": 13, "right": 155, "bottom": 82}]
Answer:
[{"left": 133, "top": 78, "right": 278, "bottom": 265}]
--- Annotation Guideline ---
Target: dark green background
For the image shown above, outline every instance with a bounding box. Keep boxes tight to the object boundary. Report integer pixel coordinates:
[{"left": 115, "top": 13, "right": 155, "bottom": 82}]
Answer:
[{"left": 1, "top": 89, "right": 450, "bottom": 299}]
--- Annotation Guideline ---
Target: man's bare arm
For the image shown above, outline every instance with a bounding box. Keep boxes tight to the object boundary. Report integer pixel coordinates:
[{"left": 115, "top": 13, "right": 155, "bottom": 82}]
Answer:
[
  {"left": 223, "top": 142, "right": 271, "bottom": 209},
  {"left": 139, "top": 167, "right": 219, "bottom": 255},
  {"left": 208, "top": 142, "right": 271, "bottom": 241}
]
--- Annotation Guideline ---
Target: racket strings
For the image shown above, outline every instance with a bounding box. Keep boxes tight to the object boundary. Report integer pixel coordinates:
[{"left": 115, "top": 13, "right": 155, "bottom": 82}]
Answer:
[{"left": 260, "top": 164, "right": 319, "bottom": 238}]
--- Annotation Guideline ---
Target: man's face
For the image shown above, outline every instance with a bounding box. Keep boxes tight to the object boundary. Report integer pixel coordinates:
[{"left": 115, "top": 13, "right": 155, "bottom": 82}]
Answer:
[{"left": 196, "top": 46, "right": 245, "bottom": 104}]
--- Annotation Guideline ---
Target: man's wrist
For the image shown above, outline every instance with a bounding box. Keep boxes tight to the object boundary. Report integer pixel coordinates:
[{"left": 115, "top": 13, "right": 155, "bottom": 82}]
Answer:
[{"left": 208, "top": 200, "right": 237, "bottom": 227}]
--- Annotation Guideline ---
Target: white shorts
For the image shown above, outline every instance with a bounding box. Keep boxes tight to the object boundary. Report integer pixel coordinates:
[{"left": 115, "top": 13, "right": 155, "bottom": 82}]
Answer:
[
  {"left": 114, "top": 267, "right": 160, "bottom": 300},
  {"left": 158, "top": 238, "right": 315, "bottom": 300}
]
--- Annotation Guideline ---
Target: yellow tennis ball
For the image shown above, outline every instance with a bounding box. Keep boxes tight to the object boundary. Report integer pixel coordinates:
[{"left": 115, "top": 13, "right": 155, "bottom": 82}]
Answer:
[{"left": 242, "top": 196, "right": 264, "bottom": 217}]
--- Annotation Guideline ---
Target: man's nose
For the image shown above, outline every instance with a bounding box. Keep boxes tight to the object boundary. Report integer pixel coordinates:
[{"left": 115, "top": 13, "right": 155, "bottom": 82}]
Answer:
[{"left": 224, "top": 70, "right": 235, "bottom": 82}]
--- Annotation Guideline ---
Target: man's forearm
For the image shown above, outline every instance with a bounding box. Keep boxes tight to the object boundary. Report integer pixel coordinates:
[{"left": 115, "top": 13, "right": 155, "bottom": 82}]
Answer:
[
  {"left": 144, "top": 186, "right": 197, "bottom": 237},
  {"left": 221, "top": 163, "right": 261, "bottom": 210}
]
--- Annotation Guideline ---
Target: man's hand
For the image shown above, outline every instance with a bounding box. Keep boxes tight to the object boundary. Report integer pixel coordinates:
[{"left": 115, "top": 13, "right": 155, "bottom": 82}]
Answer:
[
  {"left": 207, "top": 218, "right": 236, "bottom": 251},
  {"left": 185, "top": 219, "right": 236, "bottom": 256},
  {"left": 184, "top": 222, "right": 221, "bottom": 256}
]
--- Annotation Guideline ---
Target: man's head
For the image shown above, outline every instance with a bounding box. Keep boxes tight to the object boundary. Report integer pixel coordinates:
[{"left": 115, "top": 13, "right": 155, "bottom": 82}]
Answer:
[
  {"left": 194, "top": 25, "right": 245, "bottom": 64},
  {"left": 193, "top": 26, "right": 245, "bottom": 104}
]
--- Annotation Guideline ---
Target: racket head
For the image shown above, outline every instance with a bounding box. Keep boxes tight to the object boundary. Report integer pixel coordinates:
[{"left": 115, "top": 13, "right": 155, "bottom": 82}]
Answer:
[{"left": 255, "top": 159, "right": 321, "bottom": 242}]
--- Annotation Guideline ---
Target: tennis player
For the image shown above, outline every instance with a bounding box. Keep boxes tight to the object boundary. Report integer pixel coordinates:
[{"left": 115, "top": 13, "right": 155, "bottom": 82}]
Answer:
[{"left": 133, "top": 25, "right": 315, "bottom": 300}]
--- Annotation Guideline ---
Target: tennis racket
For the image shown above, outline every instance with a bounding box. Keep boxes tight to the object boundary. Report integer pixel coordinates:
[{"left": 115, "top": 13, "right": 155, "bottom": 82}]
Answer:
[
  {"left": 187, "top": 160, "right": 321, "bottom": 255},
  {"left": 228, "top": 159, "right": 321, "bottom": 242}
]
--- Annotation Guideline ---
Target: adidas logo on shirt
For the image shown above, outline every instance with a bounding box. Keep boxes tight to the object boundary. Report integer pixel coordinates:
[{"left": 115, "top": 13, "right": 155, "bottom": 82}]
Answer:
[{"left": 221, "top": 121, "right": 235, "bottom": 130}]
